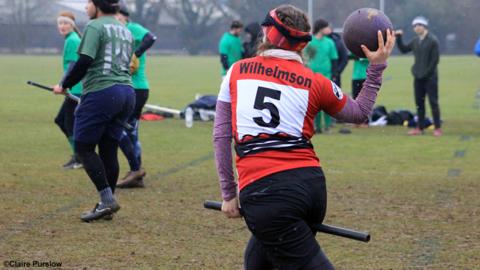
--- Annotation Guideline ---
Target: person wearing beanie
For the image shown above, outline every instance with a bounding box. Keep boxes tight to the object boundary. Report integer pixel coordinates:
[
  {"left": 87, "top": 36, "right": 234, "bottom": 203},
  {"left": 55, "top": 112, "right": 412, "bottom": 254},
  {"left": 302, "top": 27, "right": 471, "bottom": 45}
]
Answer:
[
  {"left": 115, "top": 2, "right": 157, "bottom": 188},
  {"left": 304, "top": 18, "right": 339, "bottom": 133},
  {"left": 395, "top": 16, "right": 442, "bottom": 137},
  {"left": 219, "top": 20, "right": 244, "bottom": 77},
  {"left": 53, "top": 0, "right": 135, "bottom": 222},
  {"left": 213, "top": 4, "right": 395, "bottom": 268},
  {"left": 55, "top": 11, "right": 83, "bottom": 170}
]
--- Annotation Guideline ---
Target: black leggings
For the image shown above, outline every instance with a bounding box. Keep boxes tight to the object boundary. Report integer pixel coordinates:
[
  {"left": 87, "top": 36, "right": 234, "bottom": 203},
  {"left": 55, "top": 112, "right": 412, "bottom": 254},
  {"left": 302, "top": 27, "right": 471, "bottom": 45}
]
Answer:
[
  {"left": 119, "top": 89, "right": 149, "bottom": 170},
  {"left": 75, "top": 135, "right": 120, "bottom": 193},
  {"left": 244, "top": 236, "right": 334, "bottom": 270},
  {"left": 240, "top": 167, "right": 334, "bottom": 270},
  {"left": 54, "top": 97, "right": 77, "bottom": 138},
  {"left": 414, "top": 76, "right": 441, "bottom": 129},
  {"left": 131, "top": 90, "right": 149, "bottom": 120}
]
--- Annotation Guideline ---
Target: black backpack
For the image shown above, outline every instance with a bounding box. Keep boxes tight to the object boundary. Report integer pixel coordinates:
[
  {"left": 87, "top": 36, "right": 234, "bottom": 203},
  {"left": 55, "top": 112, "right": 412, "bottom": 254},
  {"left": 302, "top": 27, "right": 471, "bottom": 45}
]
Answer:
[
  {"left": 387, "top": 109, "right": 414, "bottom": 125},
  {"left": 372, "top": 105, "right": 388, "bottom": 121}
]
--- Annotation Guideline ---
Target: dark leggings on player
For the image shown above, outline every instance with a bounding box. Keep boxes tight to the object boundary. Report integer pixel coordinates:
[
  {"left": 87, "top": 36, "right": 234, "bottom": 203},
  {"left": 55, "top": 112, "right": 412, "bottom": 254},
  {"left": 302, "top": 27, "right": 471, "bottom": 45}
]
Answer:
[
  {"left": 54, "top": 97, "right": 77, "bottom": 138},
  {"left": 131, "top": 90, "right": 149, "bottom": 120},
  {"left": 119, "top": 90, "right": 149, "bottom": 171},
  {"left": 414, "top": 75, "right": 441, "bottom": 129},
  {"left": 75, "top": 135, "right": 120, "bottom": 193}
]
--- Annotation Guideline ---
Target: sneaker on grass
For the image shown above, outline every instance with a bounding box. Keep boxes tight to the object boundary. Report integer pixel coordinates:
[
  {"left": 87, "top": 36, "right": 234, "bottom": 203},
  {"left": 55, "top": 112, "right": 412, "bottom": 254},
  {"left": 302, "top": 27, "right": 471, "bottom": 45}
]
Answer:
[
  {"left": 80, "top": 201, "right": 120, "bottom": 222},
  {"left": 62, "top": 156, "right": 77, "bottom": 170},
  {"left": 63, "top": 155, "right": 83, "bottom": 170},
  {"left": 408, "top": 128, "right": 424, "bottom": 136},
  {"left": 116, "top": 168, "right": 146, "bottom": 188}
]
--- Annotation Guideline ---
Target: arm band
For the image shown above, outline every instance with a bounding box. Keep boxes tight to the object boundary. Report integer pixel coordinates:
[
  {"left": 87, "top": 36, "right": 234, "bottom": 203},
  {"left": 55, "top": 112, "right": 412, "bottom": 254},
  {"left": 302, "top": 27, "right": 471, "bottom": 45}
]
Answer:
[
  {"left": 61, "top": 54, "right": 93, "bottom": 90},
  {"left": 134, "top": 32, "right": 157, "bottom": 58},
  {"left": 220, "top": 54, "right": 229, "bottom": 70}
]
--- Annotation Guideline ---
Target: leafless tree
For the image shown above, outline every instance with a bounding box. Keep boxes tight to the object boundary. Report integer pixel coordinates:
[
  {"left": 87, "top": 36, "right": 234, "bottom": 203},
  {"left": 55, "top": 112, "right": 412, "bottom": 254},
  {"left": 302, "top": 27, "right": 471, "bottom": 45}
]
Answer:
[
  {"left": 164, "top": 0, "right": 229, "bottom": 55},
  {"left": 224, "top": 0, "right": 311, "bottom": 24},
  {"left": 5, "top": 0, "right": 52, "bottom": 53},
  {"left": 129, "top": 0, "right": 165, "bottom": 28},
  {"left": 8, "top": 0, "right": 35, "bottom": 53},
  {"left": 120, "top": 0, "right": 480, "bottom": 54}
]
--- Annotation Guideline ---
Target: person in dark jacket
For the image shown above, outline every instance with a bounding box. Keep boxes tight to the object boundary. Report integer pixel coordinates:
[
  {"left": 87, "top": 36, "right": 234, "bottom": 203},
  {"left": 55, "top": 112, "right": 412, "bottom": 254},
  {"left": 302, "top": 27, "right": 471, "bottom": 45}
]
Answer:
[
  {"left": 329, "top": 32, "right": 348, "bottom": 86},
  {"left": 242, "top": 22, "right": 262, "bottom": 58},
  {"left": 323, "top": 23, "right": 348, "bottom": 87},
  {"left": 395, "top": 16, "right": 442, "bottom": 137}
]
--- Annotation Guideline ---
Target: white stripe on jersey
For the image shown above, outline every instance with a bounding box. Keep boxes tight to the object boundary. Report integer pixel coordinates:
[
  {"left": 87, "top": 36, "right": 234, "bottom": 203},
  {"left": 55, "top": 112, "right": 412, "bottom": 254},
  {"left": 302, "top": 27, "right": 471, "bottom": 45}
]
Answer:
[{"left": 218, "top": 65, "right": 234, "bottom": 103}]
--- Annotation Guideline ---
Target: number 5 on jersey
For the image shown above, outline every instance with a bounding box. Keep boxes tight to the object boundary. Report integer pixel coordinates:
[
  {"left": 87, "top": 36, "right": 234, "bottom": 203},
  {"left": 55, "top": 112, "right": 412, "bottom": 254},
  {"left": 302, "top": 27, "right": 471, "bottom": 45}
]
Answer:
[{"left": 253, "top": 87, "right": 281, "bottom": 128}]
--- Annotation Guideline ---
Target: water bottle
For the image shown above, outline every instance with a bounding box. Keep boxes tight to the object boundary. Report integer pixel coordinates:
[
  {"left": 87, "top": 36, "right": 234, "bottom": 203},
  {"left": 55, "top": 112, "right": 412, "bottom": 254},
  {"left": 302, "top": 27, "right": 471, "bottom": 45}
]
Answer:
[{"left": 185, "top": 107, "right": 193, "bottom": 128}]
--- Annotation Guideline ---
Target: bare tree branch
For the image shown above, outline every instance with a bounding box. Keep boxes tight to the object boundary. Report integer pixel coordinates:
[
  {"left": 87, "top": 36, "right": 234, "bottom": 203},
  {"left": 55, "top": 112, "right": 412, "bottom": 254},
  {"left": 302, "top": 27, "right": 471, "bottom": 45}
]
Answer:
[{"left": 163, "top": 0, "right": 228, "bottom": 54}]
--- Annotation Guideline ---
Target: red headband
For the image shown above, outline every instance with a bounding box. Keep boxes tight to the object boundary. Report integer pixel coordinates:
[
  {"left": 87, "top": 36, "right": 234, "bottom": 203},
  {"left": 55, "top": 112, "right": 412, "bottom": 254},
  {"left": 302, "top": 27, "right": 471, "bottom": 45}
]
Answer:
[{"left": 261, "top": 9, "right": 312, "bottom": 51}]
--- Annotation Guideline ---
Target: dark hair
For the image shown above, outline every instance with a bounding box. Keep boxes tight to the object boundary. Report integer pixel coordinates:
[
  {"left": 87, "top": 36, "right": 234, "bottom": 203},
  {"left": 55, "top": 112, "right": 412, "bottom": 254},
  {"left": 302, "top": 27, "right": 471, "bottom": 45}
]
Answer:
[
  {"left": 93, "top": 0, "right": 120, "bottom": 14},
  {"left": 231, "top": 20, "right": 244, "bottom": 29},
  {"left": 118, "top": 0, "right": 129, "bottom": 16},
  {"left": 257, "top": 5, "right": 311, "bottom": 55},
  {"left": 313, "top": 18, "right": 329, "bottom": 35}
]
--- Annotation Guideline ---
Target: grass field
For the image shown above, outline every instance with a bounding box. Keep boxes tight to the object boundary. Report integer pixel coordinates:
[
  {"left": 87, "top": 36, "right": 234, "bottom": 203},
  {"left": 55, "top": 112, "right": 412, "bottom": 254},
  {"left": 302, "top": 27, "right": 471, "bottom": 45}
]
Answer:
[{"left": 0, "top": 54, "right": 479, "bottom": 269}]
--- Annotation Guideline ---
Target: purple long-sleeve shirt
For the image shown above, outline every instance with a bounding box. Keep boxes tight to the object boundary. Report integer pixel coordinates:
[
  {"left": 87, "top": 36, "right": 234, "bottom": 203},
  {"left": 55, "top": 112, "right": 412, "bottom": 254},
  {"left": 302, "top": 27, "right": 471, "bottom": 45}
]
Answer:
[{"left": 213, "top": 63, "right": 387, "bottom": 201}]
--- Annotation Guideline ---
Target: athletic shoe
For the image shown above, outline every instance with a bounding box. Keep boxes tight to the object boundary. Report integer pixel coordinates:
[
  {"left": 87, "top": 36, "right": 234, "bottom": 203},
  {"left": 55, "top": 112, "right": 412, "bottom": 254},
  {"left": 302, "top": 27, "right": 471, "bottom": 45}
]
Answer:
[
  {"left": 63, "top": 155, "right": 83, "bottom": 170},
  {"left": 117, "top": 177, "right": 145, "bottom": 188},
  {"left": 116, "top": 168, "right": 146, "bottom": 188},
  {"left": 72, "top": 154, "right": 83, "bottom": 169},
  {"left": 80, "top": 201, "right": 120, "bottom": 222},
  {"left": 408, "top": 128, "right": 424, "bottom": 136},
  {"left": 433, "top": 128, "right": 443, "bottom": 137},
  {"left": 72, "top": 162, "right": 83, "bottom": 169},
  {"left": 62, "top": 156, "right": 76, "bottom": 170}
]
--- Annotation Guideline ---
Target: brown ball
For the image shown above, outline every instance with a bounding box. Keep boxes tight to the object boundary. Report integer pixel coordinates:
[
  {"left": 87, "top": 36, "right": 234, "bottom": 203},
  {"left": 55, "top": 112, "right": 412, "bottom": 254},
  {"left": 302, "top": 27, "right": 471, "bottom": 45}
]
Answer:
[{"left": 342, "top": 8, "right": 393, "bottom": 58}]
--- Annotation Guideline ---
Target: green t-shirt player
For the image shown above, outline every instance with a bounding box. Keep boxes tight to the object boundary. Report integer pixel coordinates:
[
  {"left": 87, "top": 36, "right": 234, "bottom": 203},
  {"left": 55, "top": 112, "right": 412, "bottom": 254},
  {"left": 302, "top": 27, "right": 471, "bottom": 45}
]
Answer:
[
  {"left": 219, "top": 20, "right": 244, "bottom": 76},
  {"left": 304, "top": 19, "right": 339, "bottom": 133},
  {"left": 115, "top": 4, "right": 157, "bottom": 188},
  {"left": 349, "top": 54, "right": 369, "bottom": 99},
  {"left": 54, "top": 11, "right": 83, "bottom": 170},
  {"left": 53, "top": 0, "right": 135, "bottom": 222}
]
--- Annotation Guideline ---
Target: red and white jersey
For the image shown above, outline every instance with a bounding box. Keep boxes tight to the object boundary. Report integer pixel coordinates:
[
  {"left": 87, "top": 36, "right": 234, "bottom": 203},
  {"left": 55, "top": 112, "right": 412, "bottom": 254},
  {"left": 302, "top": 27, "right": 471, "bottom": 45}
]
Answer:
[{"left": 218, "top": 51, "right": 347, "bottom": 190}]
